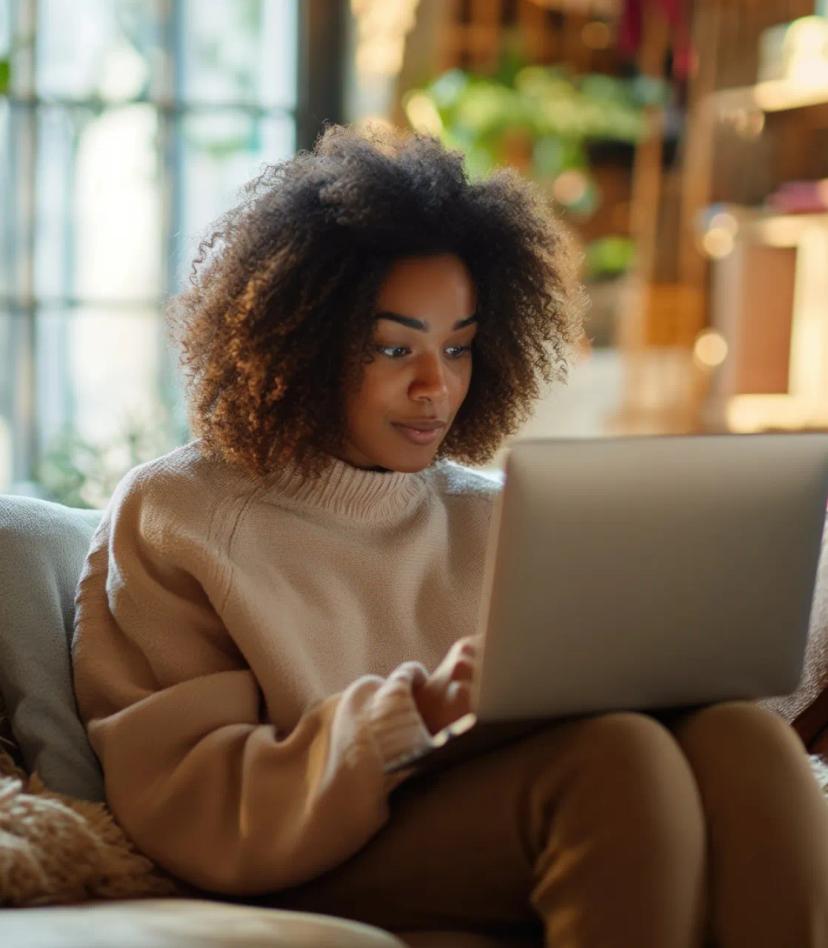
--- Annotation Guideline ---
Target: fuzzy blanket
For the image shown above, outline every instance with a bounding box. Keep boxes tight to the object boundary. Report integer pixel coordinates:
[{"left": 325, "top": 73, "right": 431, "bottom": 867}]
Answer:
[{"left": 0, "top": 746, "right": 178, "bottom": 907}]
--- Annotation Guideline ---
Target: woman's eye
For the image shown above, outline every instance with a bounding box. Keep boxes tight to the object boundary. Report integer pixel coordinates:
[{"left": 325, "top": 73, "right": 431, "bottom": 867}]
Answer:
[
  {"left": 374, "top": 343, "right": 473, "bottom": 360},
  {"left": 445, "top": 345, "right": 473, "bottom": 359},
  {"left": 375, "top": 345, "right": 410, "bottom": 359}
]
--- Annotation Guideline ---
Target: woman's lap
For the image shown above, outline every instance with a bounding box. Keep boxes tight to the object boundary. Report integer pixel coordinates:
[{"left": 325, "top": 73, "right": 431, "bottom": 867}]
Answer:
[
  {"left": 256, "top": 703, "right": 827, "bottom": 946},
  {"left": 269, "top": 724, "right": 556, "bottom": 934},
  {"left": 266, "top": 710, "right": 701, "bottom": 936}
]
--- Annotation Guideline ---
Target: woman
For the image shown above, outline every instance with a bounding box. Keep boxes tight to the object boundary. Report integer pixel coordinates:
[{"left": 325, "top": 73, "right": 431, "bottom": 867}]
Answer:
[{"left": 72, "top": 125, "right": 828, "bottom": 947}]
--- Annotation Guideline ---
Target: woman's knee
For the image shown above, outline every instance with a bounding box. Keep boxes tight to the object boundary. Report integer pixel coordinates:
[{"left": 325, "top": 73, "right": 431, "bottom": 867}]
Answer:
[
  {"left": 531, "top": 710, "right": 703, "bottom": 807},
  {"left": 671, "top": 700, "right": 802, "bottom": 758},
  {"left": 575, "top": 710, "right": 692, "bottom": 773},
  {"left": 527, "top": 711, "right": 706, "bottom": 863}
]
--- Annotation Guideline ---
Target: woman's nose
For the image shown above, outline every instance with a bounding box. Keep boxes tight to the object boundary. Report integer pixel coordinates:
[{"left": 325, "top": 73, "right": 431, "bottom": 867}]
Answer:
[{"left": 410, "top": 353, "right": 449, "bottom": 403}]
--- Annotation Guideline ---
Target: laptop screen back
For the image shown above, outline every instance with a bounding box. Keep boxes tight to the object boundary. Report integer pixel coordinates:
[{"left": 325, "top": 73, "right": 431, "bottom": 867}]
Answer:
[{"left": 473, "top": 434, "right": 828, "bottom": 722}]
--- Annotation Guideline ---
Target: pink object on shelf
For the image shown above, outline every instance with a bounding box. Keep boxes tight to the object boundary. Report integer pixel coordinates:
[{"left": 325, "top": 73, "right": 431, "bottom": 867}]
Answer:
[{"left": 767, "top": 179, "right": 828, "bottom": 214}]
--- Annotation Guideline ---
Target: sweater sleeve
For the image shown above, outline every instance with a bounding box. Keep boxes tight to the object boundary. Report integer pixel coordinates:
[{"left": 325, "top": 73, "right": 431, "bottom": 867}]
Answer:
[{"left": 72, "top": 463, "right": 433, "bottom": 895}]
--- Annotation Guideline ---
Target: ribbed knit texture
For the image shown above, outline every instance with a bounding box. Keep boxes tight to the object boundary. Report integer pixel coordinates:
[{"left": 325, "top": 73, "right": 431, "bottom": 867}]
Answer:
[{"left": 72, "top": 442, "right": 499, "bottom": 895}]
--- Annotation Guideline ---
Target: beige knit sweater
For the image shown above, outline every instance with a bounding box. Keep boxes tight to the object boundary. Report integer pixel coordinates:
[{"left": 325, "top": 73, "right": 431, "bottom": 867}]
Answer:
[{"left": 72, "top": 442, "right": 499, "bottom": 896}]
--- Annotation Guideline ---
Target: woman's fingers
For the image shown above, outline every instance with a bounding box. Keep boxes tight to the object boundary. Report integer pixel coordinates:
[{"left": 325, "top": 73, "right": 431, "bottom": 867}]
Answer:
[
  {"left": 452, "top": 657, "right": 475, "bottom": 681},
  {"left": 458, "top": 635, "right": 481, "bottom": 656},
  {"left": 417, "top": 648, "right": 476, "bottom": 732},
  {"left": 446, "top": 680, "right": 472, "bottom": 714},
  {"left": 452, "top": 635, "right": 481, "bottom": 677}
]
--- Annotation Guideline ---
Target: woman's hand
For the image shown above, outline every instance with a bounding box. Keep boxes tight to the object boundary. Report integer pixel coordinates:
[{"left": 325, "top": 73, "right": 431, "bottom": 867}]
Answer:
[{"left": 413, "top": 635, "right": 481, "bottom": 735}]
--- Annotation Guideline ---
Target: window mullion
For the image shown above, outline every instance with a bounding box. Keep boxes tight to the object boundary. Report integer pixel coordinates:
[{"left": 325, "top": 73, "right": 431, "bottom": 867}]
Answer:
[
  {"left": 12, "top": 0, "right": 38, "bottom": 488},
  {"left": 156, "top": 0, "right": 181, "bottom": 429}
]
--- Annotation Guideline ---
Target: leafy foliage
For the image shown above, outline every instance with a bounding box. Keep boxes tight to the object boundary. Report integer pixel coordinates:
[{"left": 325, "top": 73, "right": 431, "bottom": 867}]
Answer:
[
  {"left": 36, "top": 410, "right": 188, "bottom": 508},
  {"left": 405, "top": 61, "right": 665, "bottom": 280}
]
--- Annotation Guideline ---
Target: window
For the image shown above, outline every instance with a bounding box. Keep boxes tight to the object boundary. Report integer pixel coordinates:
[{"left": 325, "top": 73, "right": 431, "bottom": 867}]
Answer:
[{"left": 1, "top": 0, "right": 301, "bottom": 505}]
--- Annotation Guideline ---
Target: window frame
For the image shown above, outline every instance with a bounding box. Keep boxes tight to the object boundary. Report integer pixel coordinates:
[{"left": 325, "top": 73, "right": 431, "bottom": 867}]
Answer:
[{"left": 1, "top": 0, "right": 346, "bottom": 492}]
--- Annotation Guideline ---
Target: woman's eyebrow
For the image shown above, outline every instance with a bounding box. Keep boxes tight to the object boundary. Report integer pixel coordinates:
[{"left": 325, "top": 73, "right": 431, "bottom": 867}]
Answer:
[{"left": 375, "top": 312, "right": 478, "bottom": 332}]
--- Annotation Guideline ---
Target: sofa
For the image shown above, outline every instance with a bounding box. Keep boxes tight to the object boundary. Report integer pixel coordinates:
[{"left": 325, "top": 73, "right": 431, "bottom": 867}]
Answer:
[{"left": 0, "top": 493, "right": 826, "bottom": 948}]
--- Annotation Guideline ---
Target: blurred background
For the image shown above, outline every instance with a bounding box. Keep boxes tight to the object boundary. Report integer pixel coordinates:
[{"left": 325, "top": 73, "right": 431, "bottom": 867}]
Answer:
[{"left": 2, "top": 0, "right": 828, "bottom": 505}]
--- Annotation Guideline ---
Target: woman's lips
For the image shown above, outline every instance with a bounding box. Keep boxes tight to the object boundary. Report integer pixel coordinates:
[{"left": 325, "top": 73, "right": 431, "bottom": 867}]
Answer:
[{"left": 391, "top": 423, "right": 445, "bottom": 445}]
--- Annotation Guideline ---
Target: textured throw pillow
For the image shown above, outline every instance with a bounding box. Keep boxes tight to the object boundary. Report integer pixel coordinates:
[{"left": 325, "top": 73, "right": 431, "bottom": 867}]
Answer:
[
  {"left": 761, "top": 513, "right": 828, "bottom": 754},
  {"left": 0, "top": 495, "right": 104, "bottom": 800},
  {"left": 0, "top": 747, "right": 177, "bottom": 906}
]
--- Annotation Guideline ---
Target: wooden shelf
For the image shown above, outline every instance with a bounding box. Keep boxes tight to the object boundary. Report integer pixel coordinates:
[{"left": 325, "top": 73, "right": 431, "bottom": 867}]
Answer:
[
  {"left": 701, "top": 204, "right": 828, "bottom": 248},
  {"left": 710, "top": 78, "right": 828, "bottom": 114},
  {"left": 702, "top": 201, "right": 828, "bottom": 427},
  {"left": 713, "top": 394, "right": 828, "bottom": 432}
]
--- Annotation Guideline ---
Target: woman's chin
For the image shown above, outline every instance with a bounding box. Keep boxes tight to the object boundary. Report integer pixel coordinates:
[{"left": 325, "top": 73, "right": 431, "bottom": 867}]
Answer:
[
  {"left": 338, "top": 432, "right": 444, "bottom": 473},
  {"left": 373, "top": 445, "right": 441, "bottom": 474},
  {"left": 392, "top": 458, "right": 435, "bottom": 473}
]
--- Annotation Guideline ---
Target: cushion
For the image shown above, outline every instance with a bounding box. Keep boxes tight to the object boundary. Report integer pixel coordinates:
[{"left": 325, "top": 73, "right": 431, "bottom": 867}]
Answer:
[
  {"left": 0, "top": 495, "right": 104, "bottom": 800},
  {"left": 0, "top": 899, "right": 406, "bottom": 947}
]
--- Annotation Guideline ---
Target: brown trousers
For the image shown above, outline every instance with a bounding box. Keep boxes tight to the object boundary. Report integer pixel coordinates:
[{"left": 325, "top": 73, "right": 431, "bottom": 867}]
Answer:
[{"left": 271, "top": 702, "right": 828, "bottom": 948}]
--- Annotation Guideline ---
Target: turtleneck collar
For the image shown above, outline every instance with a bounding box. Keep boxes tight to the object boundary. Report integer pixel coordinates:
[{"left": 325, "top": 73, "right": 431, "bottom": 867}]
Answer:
[{"left": 262, "top": 454, "right": 431, "bottom": 524}]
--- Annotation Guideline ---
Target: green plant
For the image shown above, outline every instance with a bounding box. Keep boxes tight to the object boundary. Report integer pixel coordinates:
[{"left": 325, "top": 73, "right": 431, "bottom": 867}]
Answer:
[
  {"left": 36, "top": 410, "right": 189, "bottom": 509},
  {"left": 0, "top": 57, "right": 10, "bottom": 94},
  {"left": 404, "top": 61, "right": 666, "bottom": 220},
  {"left": 584, "top": 234, "right": 636, "bottom": 280},
  {"left": 36, "top": 431, "right": 108, "bottom": 509}
]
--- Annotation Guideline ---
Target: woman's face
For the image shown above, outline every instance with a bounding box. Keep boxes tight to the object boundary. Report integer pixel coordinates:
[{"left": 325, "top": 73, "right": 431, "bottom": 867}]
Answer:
[{"left": 340, "top": 253, "right": 478, "bottom": 473}]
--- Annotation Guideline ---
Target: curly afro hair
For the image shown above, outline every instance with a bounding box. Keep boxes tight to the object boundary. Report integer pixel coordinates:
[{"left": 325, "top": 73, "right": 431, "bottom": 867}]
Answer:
[{"left": 168, "top": 123, "right": 585, "bottom": 479}]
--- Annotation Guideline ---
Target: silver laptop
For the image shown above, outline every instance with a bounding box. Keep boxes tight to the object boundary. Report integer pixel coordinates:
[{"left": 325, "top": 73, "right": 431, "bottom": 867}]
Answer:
[{"left": 387, "top": 433, "right": 828, "bottom": 775}]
